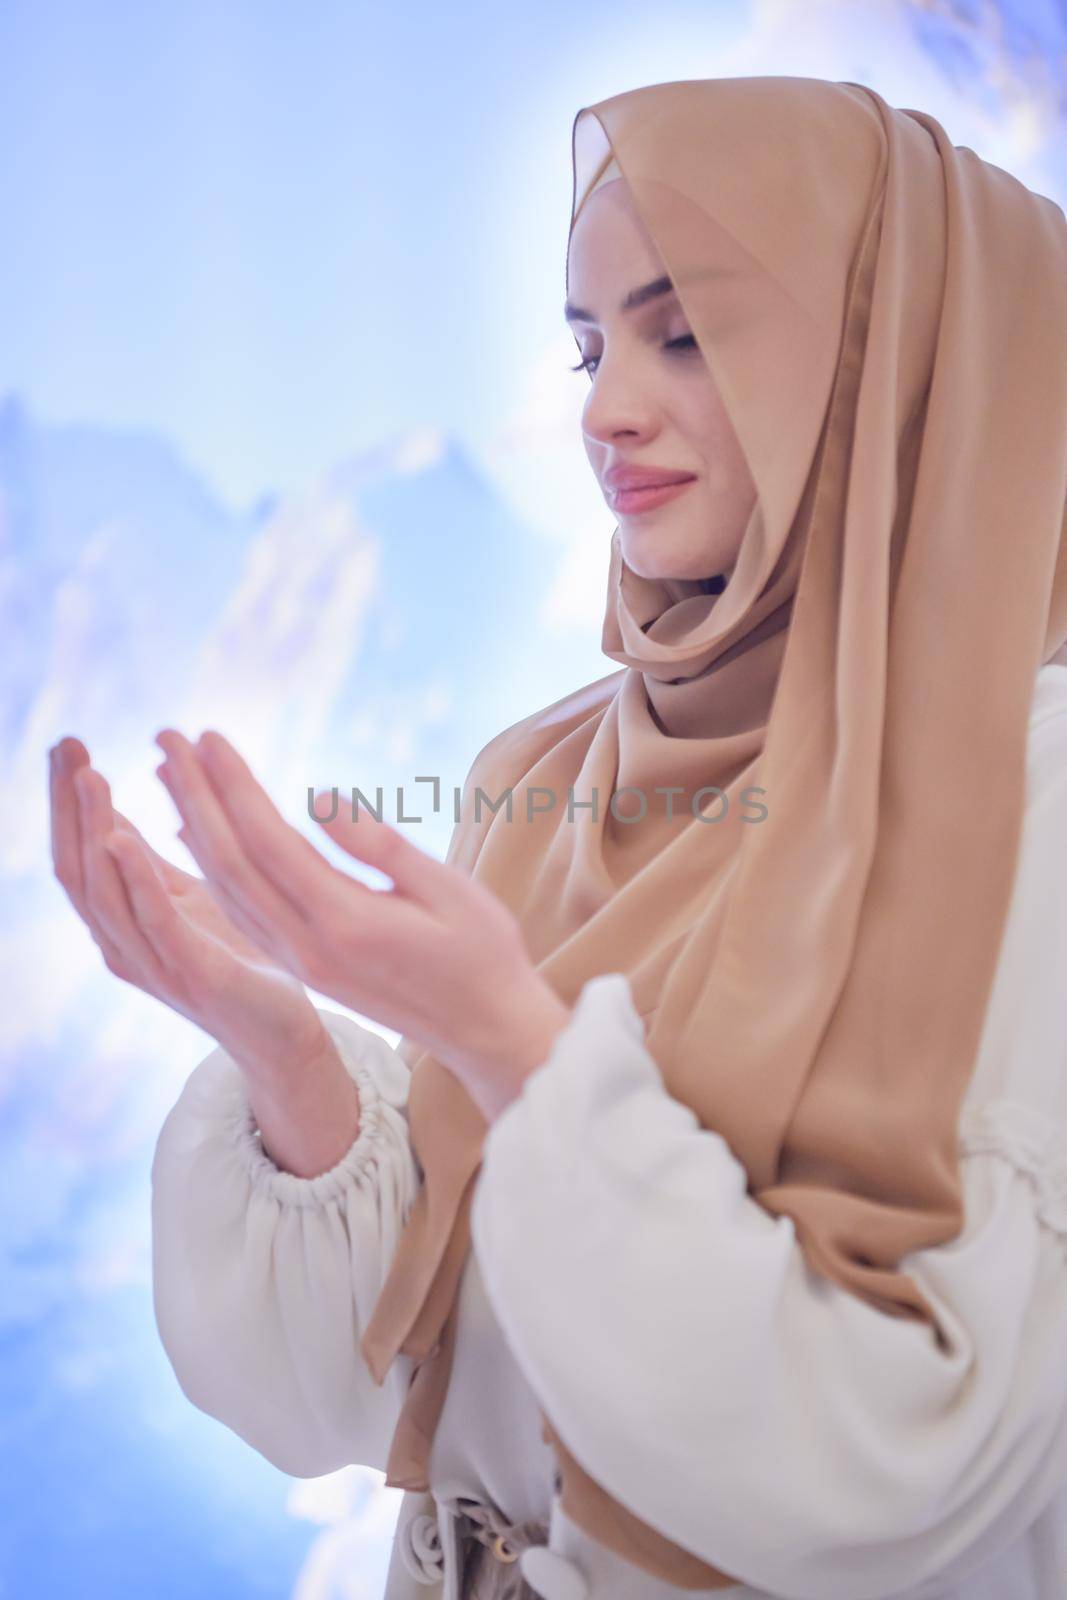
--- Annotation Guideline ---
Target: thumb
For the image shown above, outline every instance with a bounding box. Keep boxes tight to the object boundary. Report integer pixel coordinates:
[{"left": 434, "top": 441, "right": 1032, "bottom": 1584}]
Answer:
[{"left": 311, "top": 791, "right": 456, "bottom": 916}]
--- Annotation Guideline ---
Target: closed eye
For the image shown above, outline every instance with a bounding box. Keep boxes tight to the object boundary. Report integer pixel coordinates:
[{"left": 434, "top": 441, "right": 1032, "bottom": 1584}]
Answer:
[{"left": 570, "top": 332, "right": 699, "bottom": 377}]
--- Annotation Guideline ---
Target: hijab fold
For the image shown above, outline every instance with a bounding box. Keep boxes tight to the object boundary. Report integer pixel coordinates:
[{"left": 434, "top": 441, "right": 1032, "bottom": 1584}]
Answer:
[{"left": 360, "top": 78, "right": 1067, "bottom": 1586}]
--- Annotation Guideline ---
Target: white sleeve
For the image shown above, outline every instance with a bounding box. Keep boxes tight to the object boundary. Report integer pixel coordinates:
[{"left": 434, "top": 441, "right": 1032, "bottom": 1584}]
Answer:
[
  {"left": 470, "top": 708, "right": 1067, "bottom": 1600},
  {"left": 151, "top": 1008, "right": 420, "bottom": 1479}
]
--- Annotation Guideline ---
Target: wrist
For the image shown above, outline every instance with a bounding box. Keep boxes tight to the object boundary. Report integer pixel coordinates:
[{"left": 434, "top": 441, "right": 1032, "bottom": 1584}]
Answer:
[
  {"left": 507, "top": 986, "right": 573, "bottom": 1080},
  {"left": 463, "top": 977, "right": 573, "bottom": 1124},
  {"left": 237, "top": 1026, "right": 364, "bottom": 1178},
  {"left": 229, "top": 1016, "right": 338, "bottom": 1087}
]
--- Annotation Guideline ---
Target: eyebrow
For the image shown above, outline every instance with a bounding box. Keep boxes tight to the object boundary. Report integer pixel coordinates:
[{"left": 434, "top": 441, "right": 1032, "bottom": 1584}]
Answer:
[{"left": 563, "top": 274, "right": 677, "bottom": 325}]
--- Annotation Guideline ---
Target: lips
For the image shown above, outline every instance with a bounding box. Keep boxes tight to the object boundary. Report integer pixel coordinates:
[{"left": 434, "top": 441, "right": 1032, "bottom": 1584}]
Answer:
[
  {"left": 603, "top": 467, "right": 697, "bottom": 492},
  {"left": 609, "top": 478, "right": 696, "bottom": 514}
]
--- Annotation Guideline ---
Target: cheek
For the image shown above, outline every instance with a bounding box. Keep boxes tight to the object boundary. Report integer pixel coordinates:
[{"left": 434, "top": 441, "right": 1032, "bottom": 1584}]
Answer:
[
  {"left": 684, "top": 381, "right": 753, "bottom": 487},
  {"left": 682, "top": 379, "right": 731, "bottom": 450}
]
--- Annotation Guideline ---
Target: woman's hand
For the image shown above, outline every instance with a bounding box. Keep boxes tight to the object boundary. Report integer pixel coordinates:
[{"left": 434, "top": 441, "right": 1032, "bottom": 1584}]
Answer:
[
  {"left": 151, "top": 727, "right": 572, "bottom": 1122},
  {"left": 48, "top": 735, "right": 337, "bottom": 1080}
]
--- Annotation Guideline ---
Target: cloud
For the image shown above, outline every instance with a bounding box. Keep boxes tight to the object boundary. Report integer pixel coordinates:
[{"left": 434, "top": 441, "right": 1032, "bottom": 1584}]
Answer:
[{"left": 287, "top": 1466, "right": 404, "bottom": 1600}]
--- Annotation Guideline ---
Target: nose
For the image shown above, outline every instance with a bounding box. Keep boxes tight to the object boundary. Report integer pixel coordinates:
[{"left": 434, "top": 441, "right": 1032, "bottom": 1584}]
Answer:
[{"left": 581, "top": 354, "right": 661, "bottom": 454}]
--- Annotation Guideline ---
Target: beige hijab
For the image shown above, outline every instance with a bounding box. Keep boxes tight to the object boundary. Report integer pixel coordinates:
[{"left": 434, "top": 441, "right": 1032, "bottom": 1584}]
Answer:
[{"left": 360, "top": 77, "right": 1067, "bottom": 1587}]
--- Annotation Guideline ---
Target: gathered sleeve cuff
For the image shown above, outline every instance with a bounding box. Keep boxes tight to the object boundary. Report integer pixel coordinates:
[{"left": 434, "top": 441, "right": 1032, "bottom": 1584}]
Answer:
[{"left": 151, "top": 1008, "right": 420, "bottom": 1479}]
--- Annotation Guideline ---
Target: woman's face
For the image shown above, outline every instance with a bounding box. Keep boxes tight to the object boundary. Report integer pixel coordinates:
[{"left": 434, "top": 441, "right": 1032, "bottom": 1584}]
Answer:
[{"left": 565, "top": 178, "right": 757, "bottom": 584}]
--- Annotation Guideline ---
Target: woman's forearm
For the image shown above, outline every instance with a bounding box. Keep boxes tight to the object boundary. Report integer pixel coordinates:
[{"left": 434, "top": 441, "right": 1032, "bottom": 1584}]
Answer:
[{"left": 238, "top": 1031, "right": 363, "bottom": 1178}]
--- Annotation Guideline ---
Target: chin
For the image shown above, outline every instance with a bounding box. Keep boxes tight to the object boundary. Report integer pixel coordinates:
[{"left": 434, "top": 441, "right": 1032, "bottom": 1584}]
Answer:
[{"left": 619, "top": 527, "right": 714, "bottom": 582}]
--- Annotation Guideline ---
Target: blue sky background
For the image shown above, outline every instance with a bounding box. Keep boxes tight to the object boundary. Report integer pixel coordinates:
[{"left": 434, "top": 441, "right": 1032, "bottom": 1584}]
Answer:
[
  {"left": 3, "top": 2, "right": 1067, "bottom": 1597},
  {"left": 0, "top": 0, "right": 757, "bottom": 515}
]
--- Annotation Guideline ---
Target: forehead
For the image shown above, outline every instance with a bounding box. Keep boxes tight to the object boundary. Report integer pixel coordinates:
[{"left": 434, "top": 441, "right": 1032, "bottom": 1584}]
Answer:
[{"left": 567, "top": 182, "right": 669, "bottom": 297}]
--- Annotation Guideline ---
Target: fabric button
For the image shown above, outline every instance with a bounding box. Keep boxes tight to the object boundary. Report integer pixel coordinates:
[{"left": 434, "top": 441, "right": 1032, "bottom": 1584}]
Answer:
[
  {"left": 398, "top": 1509, "right": 445, "bottom": 1585},
  {"left": 519, "top": 1545, "right": 590, "bottom": 1600}
]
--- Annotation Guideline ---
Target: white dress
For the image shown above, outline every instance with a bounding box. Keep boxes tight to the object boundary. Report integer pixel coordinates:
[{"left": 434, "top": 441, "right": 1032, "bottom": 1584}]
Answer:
[{"left": 150, "top": 663, "right": 1067, "bottom": 1600}]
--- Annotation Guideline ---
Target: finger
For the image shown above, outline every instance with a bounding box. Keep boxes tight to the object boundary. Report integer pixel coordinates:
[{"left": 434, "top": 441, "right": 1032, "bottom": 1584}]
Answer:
[
  {"left": 103, "top": 829, "right": 203, "bottom": 979},
  {"left": 154, "top": 730, "right": 309, "bottom": 965},
  {"left": 191, "top": 735, "right": 446, "bottom": 987},
  {"left": 50, "top": 737, "right": 92, "bottom": 915},
  {"left": 75, "top": 766, "right": 167, "bottom": 989},
  {"left": 111, "top": 807, "right": 195, "bottom": 896},
  {"left": 173, "top": 820, "right": 296, "bottom": 957},
  {"left": 195, "top": 729, "right": 360, "bottom": 918},
  {"left": 310, "top": 789, "right": 466, "bottom": 920}
]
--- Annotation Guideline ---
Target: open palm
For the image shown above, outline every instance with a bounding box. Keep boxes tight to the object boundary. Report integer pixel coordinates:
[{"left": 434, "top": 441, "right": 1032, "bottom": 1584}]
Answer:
[
  {"left": 50, "top": 736, "right": 330, "bottom": 1076},
  {"left": 113, "top": 806, "right": 285, "bottom": 966}
]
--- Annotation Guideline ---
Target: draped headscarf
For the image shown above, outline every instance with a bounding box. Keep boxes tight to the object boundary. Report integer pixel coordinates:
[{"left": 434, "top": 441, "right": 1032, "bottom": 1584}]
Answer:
[{"left": 360, "top": 77, "right": 1067, "bottom": 1587}]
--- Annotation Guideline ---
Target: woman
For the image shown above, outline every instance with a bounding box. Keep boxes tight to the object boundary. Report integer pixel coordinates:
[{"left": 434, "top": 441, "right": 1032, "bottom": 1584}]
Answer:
[{"left": 49, "top": 77, "right": 1067, "bottom": 1599}]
